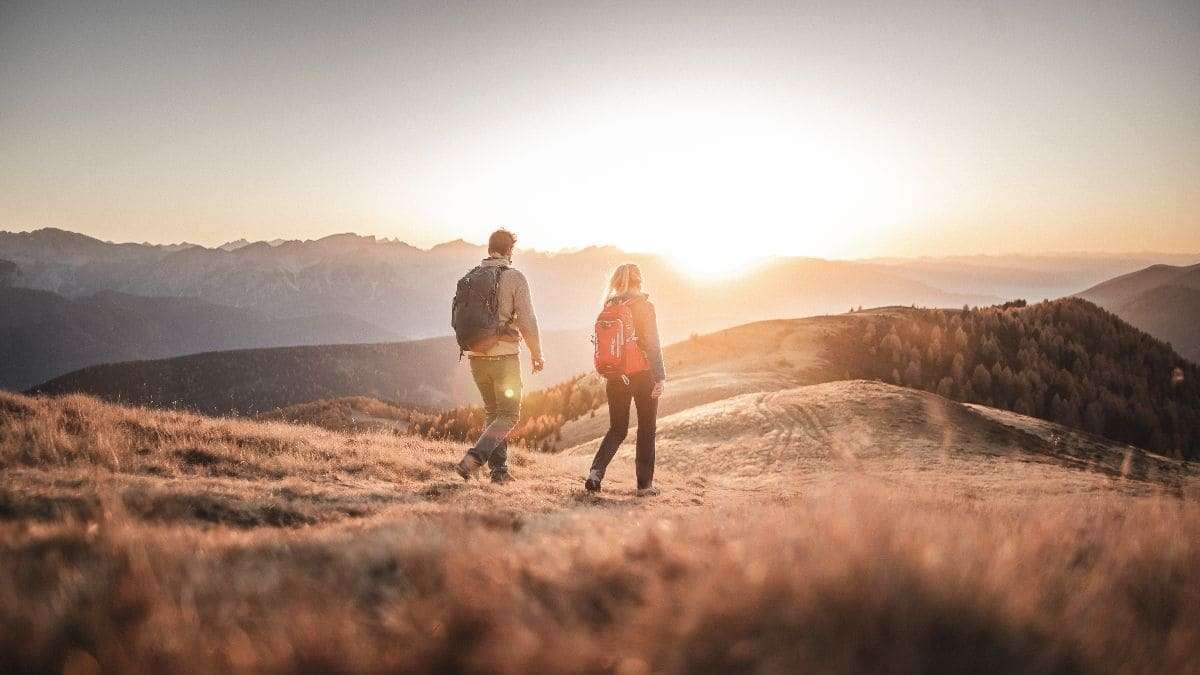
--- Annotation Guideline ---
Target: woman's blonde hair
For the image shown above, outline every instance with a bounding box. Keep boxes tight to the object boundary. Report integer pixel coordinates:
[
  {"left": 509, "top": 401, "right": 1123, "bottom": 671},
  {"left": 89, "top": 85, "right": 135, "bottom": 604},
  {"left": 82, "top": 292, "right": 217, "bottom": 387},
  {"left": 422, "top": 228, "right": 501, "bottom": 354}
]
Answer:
[{"left": 602, "top": 263, "right": 643, "bottom": 305}]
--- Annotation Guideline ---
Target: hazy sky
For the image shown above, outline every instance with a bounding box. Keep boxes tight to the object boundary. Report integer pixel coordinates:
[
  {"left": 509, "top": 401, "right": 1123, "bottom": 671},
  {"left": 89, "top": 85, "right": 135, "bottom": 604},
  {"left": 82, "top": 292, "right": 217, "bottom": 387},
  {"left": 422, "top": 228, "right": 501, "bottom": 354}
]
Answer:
[{"left": 1, "top": 0, "right": 1197, "bottom": 264}]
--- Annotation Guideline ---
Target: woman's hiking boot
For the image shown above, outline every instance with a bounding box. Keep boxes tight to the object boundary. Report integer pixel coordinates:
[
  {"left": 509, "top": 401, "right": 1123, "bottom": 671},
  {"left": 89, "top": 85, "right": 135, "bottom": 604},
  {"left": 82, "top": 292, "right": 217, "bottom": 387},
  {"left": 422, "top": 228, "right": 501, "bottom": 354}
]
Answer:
[
  {"left": 490, "top": 469, "right": 514, "bottom": 484},
  {"left": 584, "top": 469, "right": 602, "bottom": 493},
  {"left": 635, "top": 485, "right": 661, "bottom": 497},
  {"left": 455, "top": 454, "right": 483, "bottom": 480}
]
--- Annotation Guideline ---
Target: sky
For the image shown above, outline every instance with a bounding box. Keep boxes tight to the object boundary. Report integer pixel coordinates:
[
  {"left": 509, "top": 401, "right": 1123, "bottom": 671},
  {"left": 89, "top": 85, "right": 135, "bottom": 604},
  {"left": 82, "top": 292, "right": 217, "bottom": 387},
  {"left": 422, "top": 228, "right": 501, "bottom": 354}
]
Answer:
[{"left": 1, "top": 0, "right": 1198, "bottom": 269}]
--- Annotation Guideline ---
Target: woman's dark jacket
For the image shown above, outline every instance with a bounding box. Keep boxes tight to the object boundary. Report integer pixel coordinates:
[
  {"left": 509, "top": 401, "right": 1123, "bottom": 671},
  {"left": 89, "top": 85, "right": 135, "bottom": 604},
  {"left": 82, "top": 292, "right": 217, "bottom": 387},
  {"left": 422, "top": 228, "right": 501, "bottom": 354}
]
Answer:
[{"left": 606, "top": 292, "right": 667, "bottom": 383}]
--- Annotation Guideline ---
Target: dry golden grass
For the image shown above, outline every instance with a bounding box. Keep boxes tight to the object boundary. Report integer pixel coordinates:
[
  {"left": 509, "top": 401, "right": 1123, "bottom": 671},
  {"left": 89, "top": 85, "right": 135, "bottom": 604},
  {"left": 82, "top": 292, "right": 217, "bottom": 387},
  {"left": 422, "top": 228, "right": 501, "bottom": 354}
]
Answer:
[
  {"left": 2, "top": 389, "right": 1200, "bottom": 673},
  {"left": 253, "top": 396, "right": 420, "bottom": 434}
]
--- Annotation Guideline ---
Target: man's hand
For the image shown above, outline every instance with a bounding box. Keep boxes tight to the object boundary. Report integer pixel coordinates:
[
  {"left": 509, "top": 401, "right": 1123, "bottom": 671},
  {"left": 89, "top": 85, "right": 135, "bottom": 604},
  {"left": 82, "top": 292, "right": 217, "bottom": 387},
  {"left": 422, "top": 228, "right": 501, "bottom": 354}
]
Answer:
[
  {"left": 650, "top": 381, "right": 664, "bottom": 399},
  {"left": 531, "top": 357, "right": 545, "bottom": 374}
]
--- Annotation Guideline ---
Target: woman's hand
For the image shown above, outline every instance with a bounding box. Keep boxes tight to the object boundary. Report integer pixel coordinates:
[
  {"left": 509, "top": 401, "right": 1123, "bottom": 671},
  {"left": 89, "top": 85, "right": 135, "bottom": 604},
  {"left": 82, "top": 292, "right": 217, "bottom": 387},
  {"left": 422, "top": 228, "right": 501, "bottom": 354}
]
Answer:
[{"left": 650, "top": 381, "right": 664, "bottom": 399}]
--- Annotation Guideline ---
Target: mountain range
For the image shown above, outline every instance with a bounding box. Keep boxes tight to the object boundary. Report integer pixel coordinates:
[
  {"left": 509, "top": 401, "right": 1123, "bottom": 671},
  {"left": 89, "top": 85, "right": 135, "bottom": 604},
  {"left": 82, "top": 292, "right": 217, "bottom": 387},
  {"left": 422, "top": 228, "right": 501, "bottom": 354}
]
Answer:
[
  {"left": 0, "top": 286, "right": 399, "bottom": 391},
  {"left": 3, "top": 227, "right": 1197, "bottom": 392},
  {"left": 1, "top": 227, "right": 994, "bottom": 343},
  {"left": 6, "top": 230, "right": 1194, "bottom": 329}
]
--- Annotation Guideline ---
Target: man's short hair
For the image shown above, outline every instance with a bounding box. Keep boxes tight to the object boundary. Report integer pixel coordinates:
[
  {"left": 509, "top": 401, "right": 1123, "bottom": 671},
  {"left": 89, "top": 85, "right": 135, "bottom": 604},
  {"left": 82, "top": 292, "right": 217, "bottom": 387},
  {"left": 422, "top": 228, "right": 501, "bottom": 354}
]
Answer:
[{"left": 488, "top": 229, "right": 517, "bottom": 257}]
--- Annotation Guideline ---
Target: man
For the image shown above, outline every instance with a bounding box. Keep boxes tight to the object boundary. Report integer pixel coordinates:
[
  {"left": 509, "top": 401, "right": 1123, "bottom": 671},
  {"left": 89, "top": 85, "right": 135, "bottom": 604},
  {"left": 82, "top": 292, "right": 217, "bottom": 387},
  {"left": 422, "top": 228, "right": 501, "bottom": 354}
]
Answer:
[{"left": 453, "top": 229, "right": 544, "bottom": 483}]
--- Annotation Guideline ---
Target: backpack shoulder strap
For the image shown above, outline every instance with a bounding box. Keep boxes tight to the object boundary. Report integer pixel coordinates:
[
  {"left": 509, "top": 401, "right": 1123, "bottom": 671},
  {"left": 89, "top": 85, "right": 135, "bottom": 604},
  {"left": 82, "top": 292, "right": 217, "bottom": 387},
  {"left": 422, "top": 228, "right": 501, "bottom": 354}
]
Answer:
[
  {"left": 489, "top": 264, "right": 510, "bottom": 318},
  {"left": 618, "top": 297, "right": 641, "bottom": 340}
]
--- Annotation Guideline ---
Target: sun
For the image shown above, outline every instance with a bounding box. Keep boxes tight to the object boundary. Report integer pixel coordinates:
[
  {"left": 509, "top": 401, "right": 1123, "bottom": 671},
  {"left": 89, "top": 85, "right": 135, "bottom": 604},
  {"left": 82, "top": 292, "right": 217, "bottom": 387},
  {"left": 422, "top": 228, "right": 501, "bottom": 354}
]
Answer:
[
  {"left": 664, "top": 245, "right": 766, "bottom": 280},
  {"left": 477, "top": 105, "right": 924, "bottom": 266}
]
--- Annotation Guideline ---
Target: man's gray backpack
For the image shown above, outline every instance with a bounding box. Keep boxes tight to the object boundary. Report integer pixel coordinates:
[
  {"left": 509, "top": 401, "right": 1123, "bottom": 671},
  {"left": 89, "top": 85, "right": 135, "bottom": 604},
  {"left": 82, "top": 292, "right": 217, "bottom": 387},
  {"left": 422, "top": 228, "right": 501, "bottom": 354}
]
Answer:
[{"left": 451, "top": 264, "right": 509, "bottom": 354}]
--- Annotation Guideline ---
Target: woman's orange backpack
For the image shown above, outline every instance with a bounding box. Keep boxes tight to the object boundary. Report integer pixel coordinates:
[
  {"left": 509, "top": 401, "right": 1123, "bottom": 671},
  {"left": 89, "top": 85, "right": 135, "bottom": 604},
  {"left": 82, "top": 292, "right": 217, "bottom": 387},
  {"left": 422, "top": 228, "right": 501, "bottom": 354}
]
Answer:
[{"left": 593, "top": 299, "right": 650, "bottom": 380}]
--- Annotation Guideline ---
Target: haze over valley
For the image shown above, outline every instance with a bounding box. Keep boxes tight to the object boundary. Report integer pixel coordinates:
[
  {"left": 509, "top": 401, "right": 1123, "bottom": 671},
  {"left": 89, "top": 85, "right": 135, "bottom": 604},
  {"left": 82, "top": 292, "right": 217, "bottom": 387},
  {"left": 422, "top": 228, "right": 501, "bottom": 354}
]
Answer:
[{"left": 3, "top": 226, "right": 1196, "bottom": 392}]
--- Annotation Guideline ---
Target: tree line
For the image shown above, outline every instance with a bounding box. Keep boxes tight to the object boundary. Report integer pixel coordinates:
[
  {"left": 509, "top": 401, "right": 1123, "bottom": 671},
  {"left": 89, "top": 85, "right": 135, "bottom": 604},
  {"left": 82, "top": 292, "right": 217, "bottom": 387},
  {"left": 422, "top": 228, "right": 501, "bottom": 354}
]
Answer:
[
  {"left": 410, "top": 374, "right": 607, "bottom": 451},
  {"left": 835, "top": 299, "right": 1199, "bottom": 459}
]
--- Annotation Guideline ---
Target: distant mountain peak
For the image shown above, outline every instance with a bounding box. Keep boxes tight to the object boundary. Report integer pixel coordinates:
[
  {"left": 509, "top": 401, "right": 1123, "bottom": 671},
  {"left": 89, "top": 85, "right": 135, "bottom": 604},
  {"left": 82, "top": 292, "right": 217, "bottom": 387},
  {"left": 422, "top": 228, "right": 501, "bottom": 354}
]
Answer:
[
  {"left": 28, "top": 227, "right": 105, "bottom": 244},
  {"left": 218, "top": 238, "right": 252, "bottom": 251},
  {"left": 236, "top": 241, "right": 275, "bottom": 253},
  {"left": 429, "top": 238, "right": 483, "bottom": 253},
  {"left": 317, "top": 232, "right": 374, "bottom": 244}
]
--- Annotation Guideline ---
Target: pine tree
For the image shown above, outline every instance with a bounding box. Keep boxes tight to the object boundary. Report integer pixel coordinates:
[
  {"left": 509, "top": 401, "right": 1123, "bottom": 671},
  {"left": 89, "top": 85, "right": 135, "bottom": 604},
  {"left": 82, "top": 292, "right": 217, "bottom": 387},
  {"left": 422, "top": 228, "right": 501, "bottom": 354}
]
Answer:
[{"left": 971, "top": 364, "right": 992, "bottom": 402}]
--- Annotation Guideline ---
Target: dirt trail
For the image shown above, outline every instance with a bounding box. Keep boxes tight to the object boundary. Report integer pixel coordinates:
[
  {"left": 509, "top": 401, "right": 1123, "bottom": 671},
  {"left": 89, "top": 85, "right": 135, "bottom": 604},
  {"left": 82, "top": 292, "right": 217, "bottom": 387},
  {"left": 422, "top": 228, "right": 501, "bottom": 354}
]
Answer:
[{"left": 560, "top": 380, "right": 1198, "bottom": 497}]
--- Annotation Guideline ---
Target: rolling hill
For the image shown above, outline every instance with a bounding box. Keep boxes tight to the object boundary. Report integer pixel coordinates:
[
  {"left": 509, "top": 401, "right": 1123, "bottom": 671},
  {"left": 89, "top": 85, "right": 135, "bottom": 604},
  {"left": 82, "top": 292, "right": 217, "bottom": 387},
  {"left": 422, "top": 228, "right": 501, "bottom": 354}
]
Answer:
[
  {"left": 1077, "top": 262, "right": 1200, "bottom": 306},
  {"left": 560, "top": 379, "right": 1193, "bottom": 494},
  {"left": 0, "top": 287, "right": 398, "bottom": 391},
  {"left": 252, "top": 396, "right": 425, "bottom": 434},
  {"left": 28, "top": 329, "right": 595, "bottom": 414},
  {"left": 54, "top": 295, "right": 1196, "bottom": 459},
  {"left": 1077, "top": 263, "right": 1200, "bottom": 362},
  {"left": 1107, "top": 284, "right": 1200, "bottom": 362},
  {"left": 32, "top": 291, "right": 1195, "bottom": 458},
  {"left": 426, "top": 300, "right": 1200, "bottom": 460}
]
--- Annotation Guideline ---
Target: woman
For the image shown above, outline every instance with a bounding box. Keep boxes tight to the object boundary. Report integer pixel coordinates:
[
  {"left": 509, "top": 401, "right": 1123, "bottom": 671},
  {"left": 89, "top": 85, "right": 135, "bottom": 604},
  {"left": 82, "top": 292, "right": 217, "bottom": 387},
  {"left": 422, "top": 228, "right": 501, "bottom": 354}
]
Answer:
[{"left": 585, "top": 263, "right": 666, "bottom": 496}]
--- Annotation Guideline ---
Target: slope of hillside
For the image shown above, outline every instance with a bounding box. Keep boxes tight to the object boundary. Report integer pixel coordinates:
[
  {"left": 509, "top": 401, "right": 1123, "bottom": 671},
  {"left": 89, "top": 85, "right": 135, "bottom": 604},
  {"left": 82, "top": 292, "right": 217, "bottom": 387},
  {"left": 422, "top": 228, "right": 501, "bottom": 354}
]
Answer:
[
  {"left": 0, "top": 287, "right": 398, "bottom": 391},
  {"left": 1111, "top": 284, "right": 1200, "bottom": 363},
  {"left": 253, "top": 396, "right": 425, "bottom": 434},
  {"left": 835, "top": 300, "right": 1200, "bottom": 457},
  {"left": 554, "top": 317, "right": 844, "bottom": 450},
  {"left": 562, "top": 380, "right": 1193, "bottom": 495},
  {"left": 2, "top": 388, "right": 1198, "bottom": 672},
  {"left": 1077, "top": 263, "right": 1200, "bottom": 361},
  {"left": 1077, "top": 262, "right": 1200, "bottom": 307},
  {"left": 28, "top": 330, "right": 595, "bottom": 414},
  {"left": 443, "top": 300, "right": 1200, "bottom": 461}
]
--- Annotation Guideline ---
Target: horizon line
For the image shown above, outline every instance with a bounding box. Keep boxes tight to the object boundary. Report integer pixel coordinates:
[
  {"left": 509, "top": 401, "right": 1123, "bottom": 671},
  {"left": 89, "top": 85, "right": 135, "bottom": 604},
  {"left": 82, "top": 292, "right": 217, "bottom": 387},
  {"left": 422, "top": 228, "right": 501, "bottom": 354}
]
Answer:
[{"left": 2, "top": 225, "right": 1198, "bottom": 263}]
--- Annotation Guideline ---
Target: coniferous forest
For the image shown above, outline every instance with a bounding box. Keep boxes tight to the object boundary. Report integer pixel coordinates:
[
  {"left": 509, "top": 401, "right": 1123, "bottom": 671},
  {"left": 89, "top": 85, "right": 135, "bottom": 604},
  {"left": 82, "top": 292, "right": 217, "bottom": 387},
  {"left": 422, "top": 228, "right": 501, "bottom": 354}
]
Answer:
[{"left": 839, "top": 299, "right": 1199, "bottom": 459}]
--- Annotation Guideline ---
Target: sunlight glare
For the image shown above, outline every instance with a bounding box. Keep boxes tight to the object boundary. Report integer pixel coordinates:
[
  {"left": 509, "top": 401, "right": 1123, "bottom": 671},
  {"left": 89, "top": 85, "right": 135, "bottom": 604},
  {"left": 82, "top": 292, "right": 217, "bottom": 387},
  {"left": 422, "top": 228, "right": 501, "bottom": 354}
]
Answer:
[{"left": 408, "top": 105, "right": 927, "bottom": 268}]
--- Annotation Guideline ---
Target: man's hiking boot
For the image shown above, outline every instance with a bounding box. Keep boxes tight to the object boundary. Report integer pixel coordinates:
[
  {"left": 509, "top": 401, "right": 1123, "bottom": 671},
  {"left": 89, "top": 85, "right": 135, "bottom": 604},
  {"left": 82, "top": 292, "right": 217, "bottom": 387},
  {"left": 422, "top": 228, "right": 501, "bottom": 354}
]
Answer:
[
  {"left": 635, "top": 485, "right": 661, "bottom": 497},
  {"left": 584, "top": 469, "right": 602, "bottom": 493},
  {"left": 455, "top": 454, "right": 483, "bottom": 480},
  {"left": 490, "top": 469, "right": 514, "bottom": 485}
]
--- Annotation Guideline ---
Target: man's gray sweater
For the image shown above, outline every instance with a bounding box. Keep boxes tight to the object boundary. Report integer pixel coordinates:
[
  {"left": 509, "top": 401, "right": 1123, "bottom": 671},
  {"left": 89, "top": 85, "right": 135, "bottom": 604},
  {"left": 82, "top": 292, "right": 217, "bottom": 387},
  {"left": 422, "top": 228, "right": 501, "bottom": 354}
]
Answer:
[{"left": 465, "top": 256, "right": 543, "bottom": 360}]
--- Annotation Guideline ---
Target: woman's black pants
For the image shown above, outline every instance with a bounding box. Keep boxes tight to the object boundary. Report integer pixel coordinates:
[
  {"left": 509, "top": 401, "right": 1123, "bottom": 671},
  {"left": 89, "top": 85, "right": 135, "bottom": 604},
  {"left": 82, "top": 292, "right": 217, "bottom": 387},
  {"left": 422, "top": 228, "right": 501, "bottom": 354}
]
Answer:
[{"left": 589, "top": 371, "right": 658, "bottom": 489}]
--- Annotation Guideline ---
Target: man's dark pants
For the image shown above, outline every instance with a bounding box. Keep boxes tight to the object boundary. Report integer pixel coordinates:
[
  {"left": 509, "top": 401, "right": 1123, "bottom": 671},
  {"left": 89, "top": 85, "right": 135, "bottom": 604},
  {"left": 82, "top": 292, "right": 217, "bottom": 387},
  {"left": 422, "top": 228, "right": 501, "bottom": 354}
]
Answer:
[{"left": 466, "top": 354, "right": 522, "bottom": 475}]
